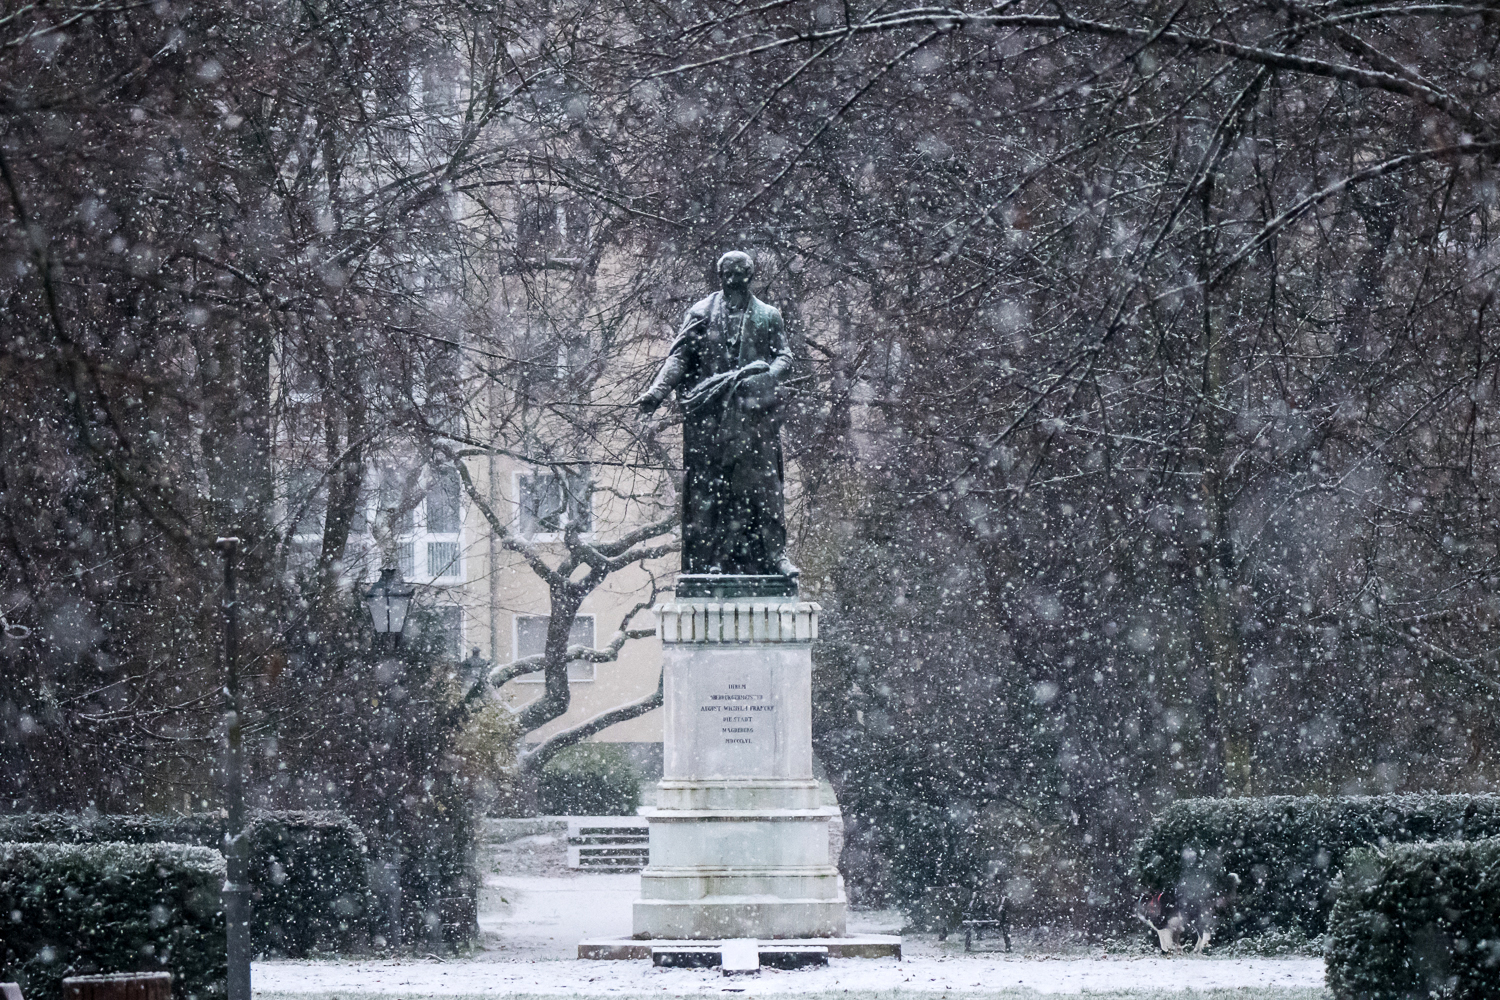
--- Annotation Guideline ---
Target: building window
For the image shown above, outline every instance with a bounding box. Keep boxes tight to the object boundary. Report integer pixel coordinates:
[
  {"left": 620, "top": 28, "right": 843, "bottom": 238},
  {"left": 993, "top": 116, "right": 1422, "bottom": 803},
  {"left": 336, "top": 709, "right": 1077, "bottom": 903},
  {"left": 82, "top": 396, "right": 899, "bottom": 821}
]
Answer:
[
  {"left": 427, "top": 467, "right": 461, "bottom": 533},
  {"left": 436, "top": 605, "right": 463, "bottom": 661},
  {"left": 369, "top": 465, "right": 464, "bottom": 582},
  {"left": 379, "top": 467, "right": 416, "bottom": 534},
  {"left": 516, "top": 194, "right": 589, "bottom": 257},
  {"left": 517, "top": 469, "right": 591, "bottom": 538},
  {"left": 514, "top": 614, "right": 595, "bottom": 683},
  {"left": 427, "top": 540, "right": 460, "bottom": 580},
  {"left": 423, "top": 466, "right": 462, "bottom": 581},
  {"left": 287, "top": 467, "right": 326, "bottom": 538}
]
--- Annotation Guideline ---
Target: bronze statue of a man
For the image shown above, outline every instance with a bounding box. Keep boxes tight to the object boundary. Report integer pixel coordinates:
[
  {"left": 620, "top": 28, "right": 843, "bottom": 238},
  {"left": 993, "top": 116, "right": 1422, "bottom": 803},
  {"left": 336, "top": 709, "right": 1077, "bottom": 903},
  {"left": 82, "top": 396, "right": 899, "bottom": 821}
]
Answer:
[{"left": 636, "top": 251, "right": 798, "bottom": 577}]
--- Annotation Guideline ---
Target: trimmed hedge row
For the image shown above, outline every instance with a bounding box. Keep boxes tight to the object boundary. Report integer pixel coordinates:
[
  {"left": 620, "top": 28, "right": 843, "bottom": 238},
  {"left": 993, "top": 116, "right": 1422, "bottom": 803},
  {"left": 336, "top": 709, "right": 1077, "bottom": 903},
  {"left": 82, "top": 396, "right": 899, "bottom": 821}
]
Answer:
[
  {"left": 1133, "top": 794, "right": 1500, "bottom": 942},
  {"left": 1327, "top": 837, "right": 1500, "bottom": 1000},
  {"left": 0, "top": 842, "right": 226, "bottom": 1000},
  {"left": 0, "top": 811, "right": 371, "bottom": 956},
  {"left": 537, "top": 744, "right": 641, "bottom": 817}
]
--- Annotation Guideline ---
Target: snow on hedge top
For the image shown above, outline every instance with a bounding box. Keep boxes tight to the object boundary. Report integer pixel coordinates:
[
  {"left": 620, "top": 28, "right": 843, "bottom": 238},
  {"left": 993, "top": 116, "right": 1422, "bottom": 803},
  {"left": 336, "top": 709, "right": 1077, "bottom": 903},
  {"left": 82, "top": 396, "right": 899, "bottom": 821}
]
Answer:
[
  {"left": 1131, "top": 793, "right": 1500, "bottom": 940},
  {"left": 0, "top": 839, "right": 226, "bottom": 875},
  {"left": 0, "top": 810, "right": 364, "bottom": 848}
]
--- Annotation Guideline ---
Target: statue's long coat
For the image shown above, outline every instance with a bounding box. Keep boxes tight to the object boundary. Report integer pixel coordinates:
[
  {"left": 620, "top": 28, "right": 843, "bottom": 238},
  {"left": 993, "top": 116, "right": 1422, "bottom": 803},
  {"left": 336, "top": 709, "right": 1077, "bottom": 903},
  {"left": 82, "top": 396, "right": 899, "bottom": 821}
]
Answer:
[{"left": 642, "top": 291, "right": 792, "bottom": 573}]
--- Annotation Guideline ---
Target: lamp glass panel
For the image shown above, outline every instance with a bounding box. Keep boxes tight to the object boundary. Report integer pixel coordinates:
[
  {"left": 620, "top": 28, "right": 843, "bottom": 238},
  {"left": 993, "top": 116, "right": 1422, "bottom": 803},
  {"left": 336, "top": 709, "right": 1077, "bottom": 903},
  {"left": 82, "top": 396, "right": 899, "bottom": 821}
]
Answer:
[
  {"left": 386, "top": 592, "right": 412, "bottom": 635},
  {"left": 366, "top": 593, "right": 391, "bottom": 632}
]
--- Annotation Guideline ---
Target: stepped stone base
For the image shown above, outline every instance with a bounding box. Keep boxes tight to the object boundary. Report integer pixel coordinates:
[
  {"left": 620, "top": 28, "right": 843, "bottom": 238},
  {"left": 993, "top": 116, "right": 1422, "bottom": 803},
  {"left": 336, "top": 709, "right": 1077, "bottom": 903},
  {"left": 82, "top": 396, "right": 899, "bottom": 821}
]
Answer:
[
  {"left": 629, "top": 585, "right": 854, "bottom": 944},
  {"left": 633, "top": 898, "right": 846, "bottom": 940},
  {"left": 579, "top": 935, "right": 902, "bottom": 960}
]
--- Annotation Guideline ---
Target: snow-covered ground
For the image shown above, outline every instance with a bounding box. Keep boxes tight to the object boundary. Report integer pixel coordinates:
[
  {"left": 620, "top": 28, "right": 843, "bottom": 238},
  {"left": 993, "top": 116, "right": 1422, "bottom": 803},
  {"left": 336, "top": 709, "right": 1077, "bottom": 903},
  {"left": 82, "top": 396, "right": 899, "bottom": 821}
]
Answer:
[
  {"left": 253, "top": 954, "right": 1327, "bottom": 998},
  {"left": 253, "top": 826, "right": 1328, "bottom": 998},
  {"left": 475, "top": 829, "right": 642, "bottom": 959},
  {"left": 479, "top": 872, "right": 641, "bottom": 958}
]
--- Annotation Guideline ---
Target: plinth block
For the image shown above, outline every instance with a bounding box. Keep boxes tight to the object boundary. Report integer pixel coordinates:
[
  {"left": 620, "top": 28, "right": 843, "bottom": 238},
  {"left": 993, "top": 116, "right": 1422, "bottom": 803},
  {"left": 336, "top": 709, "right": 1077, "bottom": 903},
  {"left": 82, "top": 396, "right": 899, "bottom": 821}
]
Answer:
[
  {"left": 640, "top": 866, "right": 845, "bottom": 901},
  {"left": 633, "top": 596, "right": 849, "bottom": 942},
  {"left": 579, "top": 935, "right": 902, "bottom": 961},
  {"left": 633, "top": 898, "right": 847, "bottom": 940},
  {"left": 661, "top": 643, "right": 813, "bottom": 780},
  {"left": 655, "top": 778, "right": 822, "bottom": 811},
  {"left": 644, "top": 807, "right": 841, "bottom": 869}
]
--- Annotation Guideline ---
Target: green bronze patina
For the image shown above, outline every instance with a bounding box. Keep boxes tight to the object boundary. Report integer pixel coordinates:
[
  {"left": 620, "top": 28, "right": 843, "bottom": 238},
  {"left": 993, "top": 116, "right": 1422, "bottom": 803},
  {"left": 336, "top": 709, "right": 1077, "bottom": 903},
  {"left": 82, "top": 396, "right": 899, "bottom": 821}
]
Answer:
[{"left": 637, "top": 251, "right": 799, "bottom": 581}]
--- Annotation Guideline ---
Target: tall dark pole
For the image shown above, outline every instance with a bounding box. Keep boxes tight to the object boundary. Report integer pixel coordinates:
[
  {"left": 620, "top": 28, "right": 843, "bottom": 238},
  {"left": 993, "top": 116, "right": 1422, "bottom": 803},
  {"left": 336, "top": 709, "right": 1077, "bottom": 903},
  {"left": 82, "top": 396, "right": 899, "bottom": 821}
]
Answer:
[{"left": 216, "top": 536, "right": 252, "bottom": 1000}]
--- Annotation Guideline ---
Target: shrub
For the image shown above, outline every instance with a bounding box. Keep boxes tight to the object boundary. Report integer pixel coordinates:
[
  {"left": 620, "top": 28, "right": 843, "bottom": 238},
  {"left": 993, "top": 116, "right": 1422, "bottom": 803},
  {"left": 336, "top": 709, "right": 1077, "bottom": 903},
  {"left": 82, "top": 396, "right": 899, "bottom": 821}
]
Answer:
[
  {"left": 1326, "top": 837, "right": 1500, "bottom": 999},
  {"left": 0, "top": 811, "right": 371, "bottom": 956},
  {"left": 537, "top": 744, "right": 640, "bottom": 816},
  {"left": 903, "top": 804, "right": 1087, "bottom": 935},
  {"left": 236, "top": 812, "right": 371, "bottom": 956},
  {"left": 0, "top": 814, "right": 223, "bottom": 847},
  {"left": 452, "top": 697, "right": 520, "bottom": 816},
  {"left": 0, "top": 842, "right": 226, "bottom": 1000},
  {"left": 1133, "top": 794, "right": 1500, "bottom": 943}
]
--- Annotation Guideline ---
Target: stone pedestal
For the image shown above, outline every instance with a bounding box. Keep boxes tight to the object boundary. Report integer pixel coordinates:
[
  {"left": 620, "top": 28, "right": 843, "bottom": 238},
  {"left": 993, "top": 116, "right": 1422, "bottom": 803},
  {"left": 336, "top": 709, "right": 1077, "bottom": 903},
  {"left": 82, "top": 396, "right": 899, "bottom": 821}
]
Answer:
[{"left": 632, "top": 576, "right": 847, "bottom": 940}]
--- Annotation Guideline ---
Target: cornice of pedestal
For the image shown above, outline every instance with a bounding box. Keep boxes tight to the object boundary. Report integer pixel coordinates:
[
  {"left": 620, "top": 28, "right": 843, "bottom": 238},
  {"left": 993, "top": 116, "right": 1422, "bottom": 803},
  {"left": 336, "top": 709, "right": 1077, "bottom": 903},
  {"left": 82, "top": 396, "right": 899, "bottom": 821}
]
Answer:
[{"left": 654, "top": 601, "right": 821, "bottom": 644}]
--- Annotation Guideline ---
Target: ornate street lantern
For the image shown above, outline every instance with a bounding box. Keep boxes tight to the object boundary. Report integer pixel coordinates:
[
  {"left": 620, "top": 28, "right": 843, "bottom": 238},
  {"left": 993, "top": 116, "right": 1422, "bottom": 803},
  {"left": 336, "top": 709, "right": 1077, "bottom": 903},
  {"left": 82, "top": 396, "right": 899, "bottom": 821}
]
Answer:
[{"left": 364, "top": 565, "right": 415, "bottom": 643}]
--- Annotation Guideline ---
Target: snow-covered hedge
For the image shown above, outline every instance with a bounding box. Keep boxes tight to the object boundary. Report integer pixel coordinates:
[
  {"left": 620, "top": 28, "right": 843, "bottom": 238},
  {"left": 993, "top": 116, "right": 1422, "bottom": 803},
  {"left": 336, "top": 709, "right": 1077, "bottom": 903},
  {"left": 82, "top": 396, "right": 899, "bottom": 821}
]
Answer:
[
  {"left": 537, "top": 744, "right": 641, "bottom": 816},
  {"left": 0, "top": 841, "right": 225, "bottom": 1000},
  {"left": 1326, "top": 837, "right": 1500, "bottom": 999},
  {"left": 0, "top": 811, "right": 371, "bottom": 956},
  {"left": 1133, "top": 794, "right": 1500, "bottom": 942}
]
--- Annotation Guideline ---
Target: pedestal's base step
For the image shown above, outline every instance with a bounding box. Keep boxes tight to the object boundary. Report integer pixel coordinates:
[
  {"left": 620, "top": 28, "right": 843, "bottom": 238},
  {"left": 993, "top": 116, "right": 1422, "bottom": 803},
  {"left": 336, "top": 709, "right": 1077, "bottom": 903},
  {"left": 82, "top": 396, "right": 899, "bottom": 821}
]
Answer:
[
  {"left": 650, "top": 945, "right": 719, "bottom": 968},
  {"left": 578, "top": 935, "right": 901, "bottom": 961},
  {"left": 648, "top": 942, "right": 828, "bottom": 971},
  {"left": 567, "top": 817, "right": 649, "bottom": 872},
  {"left": 634, "top": 895, "right": 846, "bottom": 939}
]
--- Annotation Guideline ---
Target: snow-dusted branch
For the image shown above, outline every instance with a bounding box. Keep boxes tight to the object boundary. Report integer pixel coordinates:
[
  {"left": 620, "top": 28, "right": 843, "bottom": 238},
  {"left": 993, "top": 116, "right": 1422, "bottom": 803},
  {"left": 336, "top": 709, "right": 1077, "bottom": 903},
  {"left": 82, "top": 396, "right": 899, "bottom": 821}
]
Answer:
[
  {"left": 488, "top": 596, "right": 660, "bottom": 688},
  {"left": 519, "top": 667, "right": 664, "bottom": 774},
  {"left": 652, "top": 4, "right": 1497, "bottom": 141},
  {"left": 453, "top": 457, "right": 566, "bottom": 589}
]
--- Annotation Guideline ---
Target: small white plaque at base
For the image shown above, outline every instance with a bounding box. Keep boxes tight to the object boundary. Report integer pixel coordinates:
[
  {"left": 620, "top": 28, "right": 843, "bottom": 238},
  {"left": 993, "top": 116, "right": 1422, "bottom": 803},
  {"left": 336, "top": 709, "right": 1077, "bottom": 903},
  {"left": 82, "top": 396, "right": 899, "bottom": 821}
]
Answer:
[{"left": 721, "top": 938, "right": 760, "bottom": 975}]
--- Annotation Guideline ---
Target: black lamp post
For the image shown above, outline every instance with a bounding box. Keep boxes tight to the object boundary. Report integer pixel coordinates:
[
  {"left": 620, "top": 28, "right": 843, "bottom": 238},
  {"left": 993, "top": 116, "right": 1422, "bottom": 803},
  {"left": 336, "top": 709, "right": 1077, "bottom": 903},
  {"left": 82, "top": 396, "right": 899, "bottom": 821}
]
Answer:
[
  {"left": 215, "top": 537, "right": 251, "bottom": 1000},
  {"left": 364, "top": 564, "right": 415, "bottom": 649},
  {"left": 363, "top": 563, "right": 414, "bottom": 949}
]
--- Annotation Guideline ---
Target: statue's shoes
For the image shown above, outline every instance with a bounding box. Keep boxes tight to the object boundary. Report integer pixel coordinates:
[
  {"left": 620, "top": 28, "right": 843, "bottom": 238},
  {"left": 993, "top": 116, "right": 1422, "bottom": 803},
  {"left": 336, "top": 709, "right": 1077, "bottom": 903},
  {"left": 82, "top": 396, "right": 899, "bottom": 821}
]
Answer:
[{"left": 776, "top": 556, "right": 800, "bottom": 577}]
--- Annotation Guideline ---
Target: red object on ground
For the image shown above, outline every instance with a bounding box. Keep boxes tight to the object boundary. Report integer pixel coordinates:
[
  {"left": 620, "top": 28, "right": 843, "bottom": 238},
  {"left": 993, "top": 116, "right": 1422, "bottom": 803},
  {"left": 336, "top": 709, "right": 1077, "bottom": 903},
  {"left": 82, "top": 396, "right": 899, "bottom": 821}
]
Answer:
[{"left": 60, "top": 973, "right": 171, "bottom": 1000}]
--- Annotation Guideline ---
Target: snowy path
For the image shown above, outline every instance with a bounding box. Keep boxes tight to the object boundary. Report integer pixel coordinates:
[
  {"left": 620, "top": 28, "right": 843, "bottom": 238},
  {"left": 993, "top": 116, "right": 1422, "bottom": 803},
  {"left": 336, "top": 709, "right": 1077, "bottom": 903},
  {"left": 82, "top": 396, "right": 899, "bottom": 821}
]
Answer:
[
  {"left": 255, "top": 826, "right": 1327, "bottom": 998},
  {"left": 472, "top": 827, "right": 642, "bottom": 959},
  {"left": 253, "top": 954, "right": 1327, "bottom": 998},
  {"left": 478, "top": 873, "right": 641, "bottom": 958}
]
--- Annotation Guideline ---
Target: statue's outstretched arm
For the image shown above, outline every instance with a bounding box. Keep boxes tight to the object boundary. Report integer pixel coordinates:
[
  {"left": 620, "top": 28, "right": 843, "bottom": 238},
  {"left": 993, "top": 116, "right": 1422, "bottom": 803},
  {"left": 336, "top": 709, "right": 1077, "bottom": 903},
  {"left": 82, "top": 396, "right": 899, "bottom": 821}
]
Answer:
[
  {"left": 637, "top": 354, "right": 686, "bottom": 412},
  {"left": 636, "top": 311, "right": 703, "bottom": 411}
]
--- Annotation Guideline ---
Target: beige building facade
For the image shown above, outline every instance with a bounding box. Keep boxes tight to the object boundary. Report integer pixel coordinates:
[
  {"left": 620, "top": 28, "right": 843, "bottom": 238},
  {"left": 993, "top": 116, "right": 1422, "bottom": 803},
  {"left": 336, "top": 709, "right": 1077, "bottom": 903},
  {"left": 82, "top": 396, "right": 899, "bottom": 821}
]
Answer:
[{"left": 447, "top": 450, "right": 673, "bottom": 747}]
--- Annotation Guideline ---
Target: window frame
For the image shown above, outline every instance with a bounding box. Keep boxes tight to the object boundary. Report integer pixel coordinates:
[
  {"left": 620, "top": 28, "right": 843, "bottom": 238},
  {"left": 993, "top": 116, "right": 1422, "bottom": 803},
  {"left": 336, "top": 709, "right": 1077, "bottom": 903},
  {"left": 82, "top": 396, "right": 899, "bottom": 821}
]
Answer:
[
  {"left": 434, "top": 604, "right": 464, "bottom": 662},
  {"left": 512, "top": 613, "right": 596, "bottom": 684},
  {"left": 360, "top": 465, "right": 465, "bottom": 583},
  {"left": 513, "top": 467, "right": 593, "bottom": 541}
]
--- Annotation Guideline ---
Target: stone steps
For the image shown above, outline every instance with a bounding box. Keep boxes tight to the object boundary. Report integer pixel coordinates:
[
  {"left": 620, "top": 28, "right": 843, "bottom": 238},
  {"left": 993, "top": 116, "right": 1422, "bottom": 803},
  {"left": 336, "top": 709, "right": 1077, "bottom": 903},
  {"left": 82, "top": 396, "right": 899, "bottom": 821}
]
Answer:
[{"left": 567, "top": 817, "right": 649, "bottom": 872}]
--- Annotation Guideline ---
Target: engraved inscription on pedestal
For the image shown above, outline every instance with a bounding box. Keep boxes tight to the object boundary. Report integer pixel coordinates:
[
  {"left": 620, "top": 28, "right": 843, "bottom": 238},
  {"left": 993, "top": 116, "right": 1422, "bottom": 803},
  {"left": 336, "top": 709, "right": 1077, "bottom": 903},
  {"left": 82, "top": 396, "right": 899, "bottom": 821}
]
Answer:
[
  {"left": 663, "top": 644, "right": 811, "bottom": 780},
  {"left": 704, "top": 681, "right": 772, "bottom": 745}
]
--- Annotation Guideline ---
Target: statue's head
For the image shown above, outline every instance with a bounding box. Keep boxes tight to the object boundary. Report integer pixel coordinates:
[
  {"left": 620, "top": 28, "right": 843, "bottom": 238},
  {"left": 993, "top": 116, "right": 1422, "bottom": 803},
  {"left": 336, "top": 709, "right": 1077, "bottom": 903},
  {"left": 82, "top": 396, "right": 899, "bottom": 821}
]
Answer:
[{"left": 717, "top": 250, "right": 755, "bottom": 291}]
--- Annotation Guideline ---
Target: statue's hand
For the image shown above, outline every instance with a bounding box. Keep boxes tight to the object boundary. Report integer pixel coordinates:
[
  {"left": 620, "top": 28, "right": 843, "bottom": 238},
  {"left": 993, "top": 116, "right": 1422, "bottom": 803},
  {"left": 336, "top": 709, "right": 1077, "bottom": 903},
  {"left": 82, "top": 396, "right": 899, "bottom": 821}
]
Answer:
[
  {"left": 738, "top": 372, "right": 778, "bottom": 412},
  {"left": 635, "top": 392, "right": 661, "bottom": 416}
]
